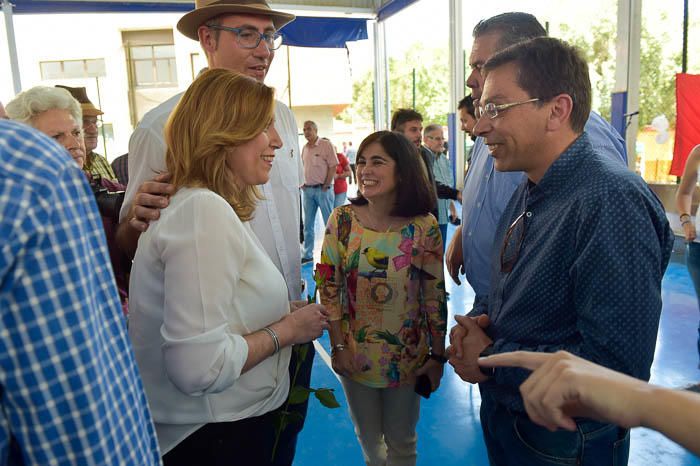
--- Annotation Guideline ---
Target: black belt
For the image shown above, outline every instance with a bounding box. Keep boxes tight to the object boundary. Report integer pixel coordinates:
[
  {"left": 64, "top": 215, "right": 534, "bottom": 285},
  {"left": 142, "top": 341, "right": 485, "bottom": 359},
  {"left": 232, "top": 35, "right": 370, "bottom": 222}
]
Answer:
[{"left": 304, "top": 184, "right": 323, "bottom": 188}]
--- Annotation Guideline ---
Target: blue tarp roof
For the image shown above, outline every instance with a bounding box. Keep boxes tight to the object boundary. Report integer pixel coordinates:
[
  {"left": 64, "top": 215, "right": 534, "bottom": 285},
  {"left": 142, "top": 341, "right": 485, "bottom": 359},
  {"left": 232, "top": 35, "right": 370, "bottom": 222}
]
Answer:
[
  {"left": 11, "top": 1, "right": 369, "bottom": 48},
  {"left": 281, "top": 17, "right": 367, "bottom": 48}
]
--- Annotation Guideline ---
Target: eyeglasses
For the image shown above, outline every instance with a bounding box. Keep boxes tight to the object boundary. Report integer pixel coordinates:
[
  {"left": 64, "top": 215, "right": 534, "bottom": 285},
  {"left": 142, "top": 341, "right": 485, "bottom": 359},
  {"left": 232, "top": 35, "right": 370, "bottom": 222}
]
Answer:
[
  {"left": 207, "top": 25, "right": 283, "bottom": 50},
  {"left": 477, "top": 98, "right": 540, "bottom": 120},
  {"left": 83, "top": 117, "right": 103, "bottom": 129},
  {"left": 500, "top": 207, "right": 530, "bottom": 273},
  {"left": 425, "top": 136, "right": 444, "bottom": 142}
]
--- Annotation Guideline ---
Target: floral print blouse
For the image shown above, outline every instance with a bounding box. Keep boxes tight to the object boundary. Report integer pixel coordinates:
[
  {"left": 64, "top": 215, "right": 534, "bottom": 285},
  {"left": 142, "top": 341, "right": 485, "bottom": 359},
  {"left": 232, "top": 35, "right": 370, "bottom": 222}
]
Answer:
[{"left": 319, "top": 205, "right": 447, "bottom": 388}]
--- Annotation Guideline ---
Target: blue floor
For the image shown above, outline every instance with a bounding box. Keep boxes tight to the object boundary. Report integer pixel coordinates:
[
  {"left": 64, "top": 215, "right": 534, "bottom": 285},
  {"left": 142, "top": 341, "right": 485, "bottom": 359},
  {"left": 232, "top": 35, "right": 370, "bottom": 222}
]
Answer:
[{"left": 294, "top": 209, "right": 700, "bottom": 465}]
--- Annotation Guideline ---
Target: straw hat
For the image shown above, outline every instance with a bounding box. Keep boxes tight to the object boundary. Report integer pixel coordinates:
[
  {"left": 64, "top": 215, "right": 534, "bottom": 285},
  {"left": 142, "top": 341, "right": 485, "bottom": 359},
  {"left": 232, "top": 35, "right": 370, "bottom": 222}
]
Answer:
[
  {"left": 55, "top": 85, "right": 103, "bottom": 117},
  {"left": 177, "top": 0, "right": 295, "bottom": 41}
]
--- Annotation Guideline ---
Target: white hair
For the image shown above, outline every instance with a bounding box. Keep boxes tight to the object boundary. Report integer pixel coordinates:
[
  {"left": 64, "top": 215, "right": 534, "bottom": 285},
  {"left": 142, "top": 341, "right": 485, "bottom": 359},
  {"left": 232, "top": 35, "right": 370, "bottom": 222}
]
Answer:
[{"left": 6, "top": 86, "right": 82, "bottom": 128}]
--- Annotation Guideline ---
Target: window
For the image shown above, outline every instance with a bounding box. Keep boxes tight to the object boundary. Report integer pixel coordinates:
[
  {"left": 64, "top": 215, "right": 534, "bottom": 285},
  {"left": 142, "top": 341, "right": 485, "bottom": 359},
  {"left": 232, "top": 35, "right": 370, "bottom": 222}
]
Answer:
[
  {"left": 122, "top": 29, "right": 181, "bottom": 125},
  {"left": 128, "top": 44, "right": 177, "bottom": 87},
  {"left": 40, "top": 59, "right": 106, "bottom": 80}
]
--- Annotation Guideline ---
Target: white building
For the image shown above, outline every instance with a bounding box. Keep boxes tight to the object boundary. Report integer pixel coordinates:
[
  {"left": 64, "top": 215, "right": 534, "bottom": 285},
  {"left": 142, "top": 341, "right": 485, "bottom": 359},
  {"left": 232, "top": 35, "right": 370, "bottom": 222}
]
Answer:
[{"left": 0, "top": 11, "right": 357, "bottom": 160}]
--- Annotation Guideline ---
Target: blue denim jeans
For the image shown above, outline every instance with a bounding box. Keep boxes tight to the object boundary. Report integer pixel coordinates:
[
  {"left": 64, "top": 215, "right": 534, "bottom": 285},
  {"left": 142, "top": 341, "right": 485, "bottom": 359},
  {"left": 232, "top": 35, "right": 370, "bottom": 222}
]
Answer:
[
  {"left": 439, "top": 223, "right": 448, "bottom": 253},
  {"left": 479, "top": 392, "right": 630, "bottom": 466},
  {"left": 302, "top": 186, "right": 334, "bottom": 260},
  {"left": 686, "top": 242, "right": 700, "bottom": 361},
  {"left": 334, "top": 191, "right": 347, "bottom": 208}
]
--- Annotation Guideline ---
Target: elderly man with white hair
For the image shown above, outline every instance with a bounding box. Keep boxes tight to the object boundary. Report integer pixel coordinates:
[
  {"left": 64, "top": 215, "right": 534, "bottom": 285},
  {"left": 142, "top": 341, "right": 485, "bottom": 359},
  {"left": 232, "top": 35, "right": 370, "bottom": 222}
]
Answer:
[{"left": 6, "top": 86, "right": 86, "bottom": 168}]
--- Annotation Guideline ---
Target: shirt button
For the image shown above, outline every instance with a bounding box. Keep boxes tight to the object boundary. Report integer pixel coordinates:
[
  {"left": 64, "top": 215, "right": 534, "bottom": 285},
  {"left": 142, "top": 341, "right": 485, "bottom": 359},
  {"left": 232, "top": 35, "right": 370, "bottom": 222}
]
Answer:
[
  {"left": 468, "top": 231, "right": 473, "bottom": 237},
  {"left": 526, "top": 212, "right": 533, "bottom": 218},
  {"left": 476, "top": 202, "right": 481, "bottom": 207}
]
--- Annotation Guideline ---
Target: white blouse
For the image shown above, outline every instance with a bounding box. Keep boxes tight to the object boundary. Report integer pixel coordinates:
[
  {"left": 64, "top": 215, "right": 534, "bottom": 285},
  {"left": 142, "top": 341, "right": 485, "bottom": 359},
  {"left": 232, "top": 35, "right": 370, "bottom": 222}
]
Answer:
[
  {"left": 128, "top": 187, "right": 291, "bottom": 454},
  {"left": 121, "top": 97, "right": 304, "bottom": 300}
]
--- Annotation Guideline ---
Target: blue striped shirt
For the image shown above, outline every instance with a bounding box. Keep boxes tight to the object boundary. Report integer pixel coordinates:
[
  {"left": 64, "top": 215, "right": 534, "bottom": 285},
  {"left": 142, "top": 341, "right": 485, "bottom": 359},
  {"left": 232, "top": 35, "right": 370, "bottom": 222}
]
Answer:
[{"left": 0, "top": 121, "right": 161, "bottom": 465}]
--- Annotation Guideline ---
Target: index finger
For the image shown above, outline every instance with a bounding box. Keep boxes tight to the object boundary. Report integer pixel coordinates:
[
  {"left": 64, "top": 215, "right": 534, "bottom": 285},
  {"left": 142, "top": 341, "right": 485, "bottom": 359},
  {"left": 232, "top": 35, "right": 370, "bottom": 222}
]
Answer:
[
  {"left": 477, "top": 351, "right": 550, "bottom": 371},
  {"left": 153, "top": 171, "right": 172, "bottom": 183},
  {"left": 454, "top": 314, "right": 479, "bottom": 329}
]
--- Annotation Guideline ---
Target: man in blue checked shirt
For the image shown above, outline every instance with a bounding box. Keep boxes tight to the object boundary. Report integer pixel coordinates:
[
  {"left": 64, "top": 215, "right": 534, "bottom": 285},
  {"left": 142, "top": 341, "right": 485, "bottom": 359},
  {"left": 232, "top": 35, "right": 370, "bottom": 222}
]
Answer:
[
  {"left": 447, "top": 37, "right": 672, "bottom": 465},
  {"left": 0, "top": 120, "right": 161, "bottom": 465}
]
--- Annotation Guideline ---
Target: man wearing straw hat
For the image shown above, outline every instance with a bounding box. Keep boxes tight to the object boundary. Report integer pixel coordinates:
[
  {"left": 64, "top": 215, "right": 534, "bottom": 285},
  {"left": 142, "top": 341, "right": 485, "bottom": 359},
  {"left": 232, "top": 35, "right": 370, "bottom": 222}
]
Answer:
[
  {"left": 116, "top": 2, "right": 311, "bottom": 464},
  {"left": 56, "top": 85, "right": 118, "bottom": 182}
]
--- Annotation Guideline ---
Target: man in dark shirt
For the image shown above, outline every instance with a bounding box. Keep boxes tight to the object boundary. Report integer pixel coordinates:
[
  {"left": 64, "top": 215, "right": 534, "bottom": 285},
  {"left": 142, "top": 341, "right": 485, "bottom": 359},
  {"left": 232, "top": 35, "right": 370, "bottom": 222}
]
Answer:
[
  {"left": 391, "top": 109, "right": 462, "bottom": 206},
  {"left": 448, "top": 37, "right": 673, "bottom": 465}
]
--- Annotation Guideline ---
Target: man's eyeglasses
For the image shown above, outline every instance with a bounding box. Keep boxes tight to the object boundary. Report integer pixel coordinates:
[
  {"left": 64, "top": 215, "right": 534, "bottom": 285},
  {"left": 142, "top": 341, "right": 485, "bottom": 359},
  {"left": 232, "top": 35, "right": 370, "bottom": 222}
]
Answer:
[
  {"left": 425, "top": 136, "right": 444, "bottom": 142},
  {"left": 477, "top": 98, "right": 540, "bottom": 120},
  {"left": 83, "top": 117, "right": 103, "bottom": 129},
  {"left": 500, "top": 207, "right": 530, "bottom": 273},
  {"left": 207, "top": 25, "right": 283, "bottom": 50}
]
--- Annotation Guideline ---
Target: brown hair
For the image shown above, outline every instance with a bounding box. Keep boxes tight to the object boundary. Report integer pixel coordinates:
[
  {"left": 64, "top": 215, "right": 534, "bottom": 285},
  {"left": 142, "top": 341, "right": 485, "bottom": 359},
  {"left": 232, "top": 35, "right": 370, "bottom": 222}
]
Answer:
[
  {"left": 165, "top": 68, "right": 275, "bottom": 221},
  {"left": 350, "top": 131, "right": 435, "bottom": 217},
  {"left": 484, "top": 37, "right": 591, "bottom": 133},
  {"left": 390, "top": 108, "right": 423, "bottom": 132}
]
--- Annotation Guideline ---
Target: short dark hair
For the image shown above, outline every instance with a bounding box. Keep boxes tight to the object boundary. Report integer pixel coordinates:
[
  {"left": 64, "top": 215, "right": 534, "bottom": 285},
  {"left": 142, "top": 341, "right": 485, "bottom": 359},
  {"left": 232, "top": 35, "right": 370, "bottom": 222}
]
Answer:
[
  {"left": 473, "top": 12, "right": 546, "bottom": 50},
  {"left": 390, "top": 108, "right": 423, "bottom": 131},
  {"left": 483, "top": 37, "right": 591, "bottom": 133},
  {"left": 458, "top": 95, "right": 476, "bottom": 118},
  {"left": 350, "top": 131, "right": 435, "bottom": 217}
]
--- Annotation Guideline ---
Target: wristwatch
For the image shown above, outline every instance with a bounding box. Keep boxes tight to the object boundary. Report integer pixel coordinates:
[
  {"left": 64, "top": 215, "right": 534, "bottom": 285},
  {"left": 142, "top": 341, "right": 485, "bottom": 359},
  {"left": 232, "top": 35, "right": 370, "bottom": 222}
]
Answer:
[
  {"left": 479, "top": 345, "right": 496, "bottom": 377},
  {"left": 331, "top": 343, "right": 346, "bottom": 358}
]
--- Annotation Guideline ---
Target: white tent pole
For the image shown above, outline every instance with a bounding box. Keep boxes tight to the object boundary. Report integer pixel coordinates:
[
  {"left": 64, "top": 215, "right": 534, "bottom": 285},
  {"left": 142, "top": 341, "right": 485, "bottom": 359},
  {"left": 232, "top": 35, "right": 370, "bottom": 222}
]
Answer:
[
  {"left": 615, "top": 0, "right": 642, "bottom": 171},
  {"left": 2, "top": 0, "right": 21, "bottom": 94},
  {"left": 372, "top": 19, "right": 388, "bottom": 130},
  {"left": 382, "top": 19, "right": 390, "bottom": 130},
  {"left": 448, "top": 0, "right": 465, "bottom": 188}
]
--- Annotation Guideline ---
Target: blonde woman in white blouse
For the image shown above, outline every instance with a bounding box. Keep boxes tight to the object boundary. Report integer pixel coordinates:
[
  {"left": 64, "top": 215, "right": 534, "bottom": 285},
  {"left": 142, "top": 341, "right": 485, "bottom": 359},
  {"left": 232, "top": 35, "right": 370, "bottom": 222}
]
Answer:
[{"left": 128, "top": 69, "right": 329, "bottom": 465}]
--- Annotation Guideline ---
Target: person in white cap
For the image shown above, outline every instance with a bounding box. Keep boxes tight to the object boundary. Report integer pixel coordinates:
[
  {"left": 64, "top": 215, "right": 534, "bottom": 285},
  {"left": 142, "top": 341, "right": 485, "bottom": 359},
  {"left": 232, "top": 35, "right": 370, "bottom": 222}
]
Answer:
[{"left": 115, "top": 2, "right": 311, "bottom": 465}]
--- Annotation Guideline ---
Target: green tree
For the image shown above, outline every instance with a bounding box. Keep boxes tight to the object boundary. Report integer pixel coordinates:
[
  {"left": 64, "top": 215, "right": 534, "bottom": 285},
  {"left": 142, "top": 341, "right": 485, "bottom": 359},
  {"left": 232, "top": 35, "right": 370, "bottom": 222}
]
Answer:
[
  {"left": 560, "top": 18, "right": 680, "bottom": 127},
  {"left": 638, "top": 25, "right": 681, "bottom": 128},
  {"left": 340, "top": 43, "right": 450, "bottom": 126}
]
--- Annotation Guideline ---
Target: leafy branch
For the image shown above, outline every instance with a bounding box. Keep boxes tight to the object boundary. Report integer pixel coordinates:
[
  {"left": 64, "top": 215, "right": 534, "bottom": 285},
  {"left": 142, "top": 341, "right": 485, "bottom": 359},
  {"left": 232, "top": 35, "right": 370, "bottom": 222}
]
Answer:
[{"left": 270, "top": 265, "right": 341, "bottom": 461}]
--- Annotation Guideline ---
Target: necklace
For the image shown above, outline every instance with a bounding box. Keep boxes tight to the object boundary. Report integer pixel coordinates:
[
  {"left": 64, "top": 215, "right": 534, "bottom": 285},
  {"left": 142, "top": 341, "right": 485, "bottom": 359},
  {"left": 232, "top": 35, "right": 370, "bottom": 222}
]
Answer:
[{"left": 355, "top": 206, "right": 400, "bottom": 232}]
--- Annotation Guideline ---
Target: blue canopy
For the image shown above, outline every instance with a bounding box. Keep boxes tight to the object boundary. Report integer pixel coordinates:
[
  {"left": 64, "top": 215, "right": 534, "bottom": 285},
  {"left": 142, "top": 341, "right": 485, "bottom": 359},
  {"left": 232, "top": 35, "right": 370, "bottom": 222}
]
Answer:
[
  {"left": 280, "top": 17, "right": 367, "bottom": 48},
  {"left": 12, "top": 1, "right": 191, "bottom": 13},
  {"left": 11, "top": 1, "right": 368, "bottom": 48}
]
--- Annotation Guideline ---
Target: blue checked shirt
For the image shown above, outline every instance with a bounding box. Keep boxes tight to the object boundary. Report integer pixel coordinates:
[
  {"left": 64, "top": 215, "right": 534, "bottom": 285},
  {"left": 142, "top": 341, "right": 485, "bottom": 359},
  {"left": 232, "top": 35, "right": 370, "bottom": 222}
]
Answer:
[
  {"left": 460, "top": 112, "right": 627, "bottom": 309},
  {"left": 0, "top": 121, "right": 161, "bottom": 465},
  {"left": 477, "top": 133, "right": 673, "bottom": 412}
]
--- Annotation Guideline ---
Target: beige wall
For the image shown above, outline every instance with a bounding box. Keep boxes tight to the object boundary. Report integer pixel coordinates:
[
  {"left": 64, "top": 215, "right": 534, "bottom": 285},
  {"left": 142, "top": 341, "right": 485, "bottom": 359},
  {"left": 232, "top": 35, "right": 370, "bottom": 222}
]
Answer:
[{"left": 293, "top": 105, "right": 338, "bottom": 151}]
